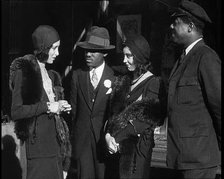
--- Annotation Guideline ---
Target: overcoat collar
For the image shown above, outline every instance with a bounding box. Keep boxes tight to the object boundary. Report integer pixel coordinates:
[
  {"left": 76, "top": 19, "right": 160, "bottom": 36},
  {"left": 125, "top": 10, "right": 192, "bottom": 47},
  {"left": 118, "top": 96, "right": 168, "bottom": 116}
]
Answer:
[{"left": 168, "top": 40, "right": 205, "bottom": 81}]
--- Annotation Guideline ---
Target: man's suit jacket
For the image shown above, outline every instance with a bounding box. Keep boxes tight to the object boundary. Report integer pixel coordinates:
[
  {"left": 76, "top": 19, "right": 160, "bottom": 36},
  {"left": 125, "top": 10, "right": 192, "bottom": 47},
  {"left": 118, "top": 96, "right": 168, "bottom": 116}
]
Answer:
[
  {"left": 167, "top": 40, "right": 221, "bottom": 169},
  {"left": 70, "top": 64, "right": 114, "bottom": 159}
]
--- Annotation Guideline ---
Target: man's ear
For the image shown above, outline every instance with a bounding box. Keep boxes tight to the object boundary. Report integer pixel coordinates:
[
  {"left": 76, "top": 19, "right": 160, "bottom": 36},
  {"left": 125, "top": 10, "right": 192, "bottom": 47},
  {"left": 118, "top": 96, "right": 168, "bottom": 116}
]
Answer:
[{"left": 188, "top": 22, "right": 194, "bottom": 32}]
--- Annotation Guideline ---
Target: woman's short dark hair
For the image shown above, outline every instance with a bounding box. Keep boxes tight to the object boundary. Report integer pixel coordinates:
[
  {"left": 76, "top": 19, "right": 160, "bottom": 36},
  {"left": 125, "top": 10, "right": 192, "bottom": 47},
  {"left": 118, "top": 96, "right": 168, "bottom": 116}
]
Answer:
[
  {"left": 134, "top": 60, "right": 153, "bottom": 77},
  {"left": 34, "top": 46, "right": 51, "bottom": 63}
]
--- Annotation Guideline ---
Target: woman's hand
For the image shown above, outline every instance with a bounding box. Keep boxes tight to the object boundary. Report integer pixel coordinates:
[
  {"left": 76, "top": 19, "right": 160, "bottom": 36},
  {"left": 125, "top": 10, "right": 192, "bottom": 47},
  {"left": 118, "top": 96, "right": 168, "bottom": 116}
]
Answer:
[
  {"left": 47, "top": 100, "right": 71, "bottom": 114},
  {"left": 58, "top": 100, "right": 71, "bottom": 113},
  {"left": 105, "top": 133, "right": 119, "bottom": 154},
  {"left": 47, "top": 101, "right": 60, "bottom": 114}
]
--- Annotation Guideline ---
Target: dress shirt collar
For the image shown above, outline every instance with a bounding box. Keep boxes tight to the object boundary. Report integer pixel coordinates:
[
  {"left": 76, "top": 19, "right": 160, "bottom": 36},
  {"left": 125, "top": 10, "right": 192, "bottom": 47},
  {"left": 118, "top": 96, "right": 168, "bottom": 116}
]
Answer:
[
  {"left": 185, "top": 38, "right": 202, "bottom": 55},
  {"left": 90, "top": 61, "right": 105, "bottom": 82}
]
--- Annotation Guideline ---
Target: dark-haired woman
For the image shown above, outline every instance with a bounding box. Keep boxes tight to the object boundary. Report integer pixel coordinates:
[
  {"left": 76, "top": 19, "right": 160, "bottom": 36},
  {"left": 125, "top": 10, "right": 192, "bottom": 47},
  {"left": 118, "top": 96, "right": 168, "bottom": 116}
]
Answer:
[
  {"left": 105, "top": 34, "right": 167, "bottom": 179},
  {"left": 10, "top": 25, "right": 71, "bottom": 179}
]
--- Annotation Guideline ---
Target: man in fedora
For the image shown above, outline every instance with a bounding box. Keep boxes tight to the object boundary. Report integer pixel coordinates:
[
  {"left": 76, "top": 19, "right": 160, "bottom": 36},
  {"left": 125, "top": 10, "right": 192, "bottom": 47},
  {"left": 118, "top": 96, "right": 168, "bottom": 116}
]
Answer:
[
  {"left": 69, "top": 26, "right": 115, "bottom": 179},
  {"left": 167, "top": 1, "right": 221, "bottom": 179}
]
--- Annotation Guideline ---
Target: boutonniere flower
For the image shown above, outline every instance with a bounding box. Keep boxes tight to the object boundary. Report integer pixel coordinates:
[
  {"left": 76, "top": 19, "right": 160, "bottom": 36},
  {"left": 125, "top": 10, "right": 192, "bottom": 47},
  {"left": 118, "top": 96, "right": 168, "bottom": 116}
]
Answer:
[
  {"left": 104, "top": 79, "right": 111, "bottom": 88},
  {"left": 104, "top": 79, "right": 112, "bottom": 94}
]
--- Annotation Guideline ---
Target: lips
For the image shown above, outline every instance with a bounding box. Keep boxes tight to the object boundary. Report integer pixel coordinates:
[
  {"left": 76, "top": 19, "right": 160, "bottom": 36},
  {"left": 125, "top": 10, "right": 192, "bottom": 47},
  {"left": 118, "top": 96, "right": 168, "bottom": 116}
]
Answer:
[
  {"left": 86, "top": 59, "right": 92, "bottom": 63},
  {"left": 125, "top": 63, "right": 130, "bottom": 68}
]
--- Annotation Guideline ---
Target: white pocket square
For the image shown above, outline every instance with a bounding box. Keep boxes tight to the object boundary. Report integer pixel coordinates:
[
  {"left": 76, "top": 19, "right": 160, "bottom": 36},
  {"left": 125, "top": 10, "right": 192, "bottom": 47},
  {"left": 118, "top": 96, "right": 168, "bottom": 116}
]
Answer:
[{"left": 106, "top": 88, "right": 112, "bottom": 94}]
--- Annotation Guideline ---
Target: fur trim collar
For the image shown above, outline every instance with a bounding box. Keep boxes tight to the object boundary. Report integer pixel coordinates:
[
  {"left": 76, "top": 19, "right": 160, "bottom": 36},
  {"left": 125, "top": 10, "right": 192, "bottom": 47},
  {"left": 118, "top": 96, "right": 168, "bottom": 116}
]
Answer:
[{"left": 10, "top": 54, "right": 43, "bottom": 104}]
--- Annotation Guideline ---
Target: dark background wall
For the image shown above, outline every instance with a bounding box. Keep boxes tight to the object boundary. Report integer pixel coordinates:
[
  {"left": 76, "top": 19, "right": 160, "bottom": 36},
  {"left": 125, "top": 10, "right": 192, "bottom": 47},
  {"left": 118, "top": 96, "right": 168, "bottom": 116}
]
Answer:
[{"left": 1, "top": 0, "right": 222, "bottom": 117}]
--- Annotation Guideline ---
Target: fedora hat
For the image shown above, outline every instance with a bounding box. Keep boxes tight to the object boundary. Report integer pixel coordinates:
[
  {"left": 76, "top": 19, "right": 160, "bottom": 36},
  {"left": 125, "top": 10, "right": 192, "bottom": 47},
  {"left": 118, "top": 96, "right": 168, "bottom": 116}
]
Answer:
[{"left": 77, "top": 26, "right": 115, "bottom": 50}]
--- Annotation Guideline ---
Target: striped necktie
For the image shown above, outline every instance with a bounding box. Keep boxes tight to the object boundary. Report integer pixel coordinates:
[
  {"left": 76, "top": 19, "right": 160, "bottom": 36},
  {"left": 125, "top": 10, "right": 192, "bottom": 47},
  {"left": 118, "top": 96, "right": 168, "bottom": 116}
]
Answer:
[{"left": 91, "top": 68, "right": 98, "bottom": 89}]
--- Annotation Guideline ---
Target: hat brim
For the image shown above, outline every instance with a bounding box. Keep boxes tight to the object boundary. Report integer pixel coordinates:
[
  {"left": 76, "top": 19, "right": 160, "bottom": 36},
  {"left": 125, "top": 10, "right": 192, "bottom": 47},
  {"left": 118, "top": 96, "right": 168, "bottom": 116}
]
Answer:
[
  {"left": 171, "top": 12, "right": 188, "bottom": 19},
  {"left": 77, "top": 42, "right": 115, "bottom": 50},
  {"left": 170, "top": 8, "right": 188, "bottom": 18}
]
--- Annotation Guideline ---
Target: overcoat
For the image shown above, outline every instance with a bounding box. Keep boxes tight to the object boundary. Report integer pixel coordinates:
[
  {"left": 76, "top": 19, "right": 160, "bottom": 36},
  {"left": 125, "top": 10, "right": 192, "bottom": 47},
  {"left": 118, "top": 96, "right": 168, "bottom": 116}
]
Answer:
[
  {"left": 106, "top": 73, "right": 167, "bottom": 179},
  {"left": 10, "top": 54, "right": 71, "bottom": 179},
  {"left": 167, "top": 40, "right": 221, "bottom": 169}
]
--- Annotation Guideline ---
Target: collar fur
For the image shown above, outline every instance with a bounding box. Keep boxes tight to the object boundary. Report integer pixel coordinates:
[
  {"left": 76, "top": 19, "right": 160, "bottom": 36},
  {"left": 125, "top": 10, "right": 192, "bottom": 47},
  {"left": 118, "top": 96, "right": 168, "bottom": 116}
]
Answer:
[{"left": 10, "top": 54, "right": 43, "bottom": 104}]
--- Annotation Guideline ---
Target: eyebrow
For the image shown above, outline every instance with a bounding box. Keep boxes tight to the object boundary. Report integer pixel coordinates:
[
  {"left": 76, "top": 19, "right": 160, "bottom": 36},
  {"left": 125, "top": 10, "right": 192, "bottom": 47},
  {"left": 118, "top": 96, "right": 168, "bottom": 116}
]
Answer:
[
  {"left": 124, "top": 53, "right": 134, "bottom": 58},
  {"left": 52, "top": 45, "right": 59, "bottom": 49}
]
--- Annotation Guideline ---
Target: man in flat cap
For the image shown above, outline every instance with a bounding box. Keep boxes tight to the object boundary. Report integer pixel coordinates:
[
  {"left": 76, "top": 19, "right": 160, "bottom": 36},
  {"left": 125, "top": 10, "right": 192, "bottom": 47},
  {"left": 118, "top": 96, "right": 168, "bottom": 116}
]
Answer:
[
  {"left": 69, "top": 26, "right": 115, "bottom": 179},
  {"left": 167, "top": 1, "right": 221, "bottom": 179}
]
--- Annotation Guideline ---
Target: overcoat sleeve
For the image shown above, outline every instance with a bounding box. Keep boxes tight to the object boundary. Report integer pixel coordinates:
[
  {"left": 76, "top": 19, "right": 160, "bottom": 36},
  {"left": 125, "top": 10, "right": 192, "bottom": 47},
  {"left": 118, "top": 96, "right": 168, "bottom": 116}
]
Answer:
[
  {"left": 11, "top": 69, "right": 48, "bottom": 121},
  {"left": 198, "top": 51, "right": 221, "bottom": 146}
]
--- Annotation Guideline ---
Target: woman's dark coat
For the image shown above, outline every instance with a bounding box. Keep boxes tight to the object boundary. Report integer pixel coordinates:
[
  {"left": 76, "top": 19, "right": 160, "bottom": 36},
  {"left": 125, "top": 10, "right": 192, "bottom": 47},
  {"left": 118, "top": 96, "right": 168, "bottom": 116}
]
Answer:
[
  {"left": 10, "top": 54, "right": 71, "bottom": 178},
  {"left": 107, "top": 74, "right": 166, "bottom": 179}
]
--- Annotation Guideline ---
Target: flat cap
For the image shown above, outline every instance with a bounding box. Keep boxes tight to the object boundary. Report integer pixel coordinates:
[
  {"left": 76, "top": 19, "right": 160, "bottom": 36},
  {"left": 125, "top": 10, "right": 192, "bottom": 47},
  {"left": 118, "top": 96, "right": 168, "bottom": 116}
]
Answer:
[{"left": 172, "top": 0, "right": 212, "bottom": 23}]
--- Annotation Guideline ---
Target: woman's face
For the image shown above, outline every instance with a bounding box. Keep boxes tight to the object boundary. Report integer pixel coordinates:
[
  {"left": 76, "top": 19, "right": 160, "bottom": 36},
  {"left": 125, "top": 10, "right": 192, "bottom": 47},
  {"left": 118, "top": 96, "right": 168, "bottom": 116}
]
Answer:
[
  {"left": 46, "top": 40, "right": 60, "bottom": 64},
  {"left": 123, "top": 46, "right": 136, "bottom": 71}
]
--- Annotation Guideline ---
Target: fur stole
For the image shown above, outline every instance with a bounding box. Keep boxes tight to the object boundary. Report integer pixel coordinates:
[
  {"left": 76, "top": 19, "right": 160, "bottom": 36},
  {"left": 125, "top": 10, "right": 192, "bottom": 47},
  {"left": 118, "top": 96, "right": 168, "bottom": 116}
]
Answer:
[
  {"left": 9, "top": 55, "right": 43, "bottom": 141},
  {"left": 107, "top": 75, "right": 162, "bottom": 137},
  {"left": 9, "top": 54, "right": 42, "bottom": 104}
]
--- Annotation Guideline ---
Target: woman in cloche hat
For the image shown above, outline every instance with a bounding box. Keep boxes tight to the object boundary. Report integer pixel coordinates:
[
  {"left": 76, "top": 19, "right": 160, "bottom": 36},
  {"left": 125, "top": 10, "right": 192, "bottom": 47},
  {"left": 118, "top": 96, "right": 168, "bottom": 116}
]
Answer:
[
  {"left": 105, "top": 34, "right": 167, "bottom": 179},
  {"left": 9, "top": 25, "right": 71, "bottom": 179}
]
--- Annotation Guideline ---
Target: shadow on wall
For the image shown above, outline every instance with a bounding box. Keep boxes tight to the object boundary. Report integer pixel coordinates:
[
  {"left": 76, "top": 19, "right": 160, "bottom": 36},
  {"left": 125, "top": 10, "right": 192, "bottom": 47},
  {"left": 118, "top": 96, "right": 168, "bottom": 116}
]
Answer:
[{"left": 1, "top": 135, "right": 22, "bottom": 179}]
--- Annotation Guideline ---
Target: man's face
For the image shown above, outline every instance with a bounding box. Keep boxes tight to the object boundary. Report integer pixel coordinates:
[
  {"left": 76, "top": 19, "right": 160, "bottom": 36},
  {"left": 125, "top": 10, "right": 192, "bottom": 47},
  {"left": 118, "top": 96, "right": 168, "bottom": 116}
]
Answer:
[
  {"left": 47, "top": 40, "right": 60, "bottom": 64},
  {"left": 170, "top": 17, "right": 189, "bottom": 45},
  {"left": 85, "top": 50, "right": 106, "bottom": 68}
]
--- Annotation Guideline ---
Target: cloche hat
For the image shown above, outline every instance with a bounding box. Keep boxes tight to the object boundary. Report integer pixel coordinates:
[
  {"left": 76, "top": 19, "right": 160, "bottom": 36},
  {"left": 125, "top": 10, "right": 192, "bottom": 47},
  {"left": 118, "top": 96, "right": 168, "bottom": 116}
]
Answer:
[{"left": 32, "top": 25, "right": 60, "bottom": 54}]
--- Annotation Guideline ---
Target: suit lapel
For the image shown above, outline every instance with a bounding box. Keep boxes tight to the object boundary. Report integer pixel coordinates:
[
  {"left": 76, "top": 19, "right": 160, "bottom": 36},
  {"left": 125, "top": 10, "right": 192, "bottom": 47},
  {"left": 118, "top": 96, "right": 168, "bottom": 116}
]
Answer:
[
  {"left": 168, "top": 59, "right": 179, "bottom": 81},
  {"left": 78, "top": 70, "right": 92, "bottom": 110},
  {"left": 168, "top": 40, "right": 205, "bottom": 82},
  {"left": 93, "top": 64, "right": 113, "bottom": 109}
]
